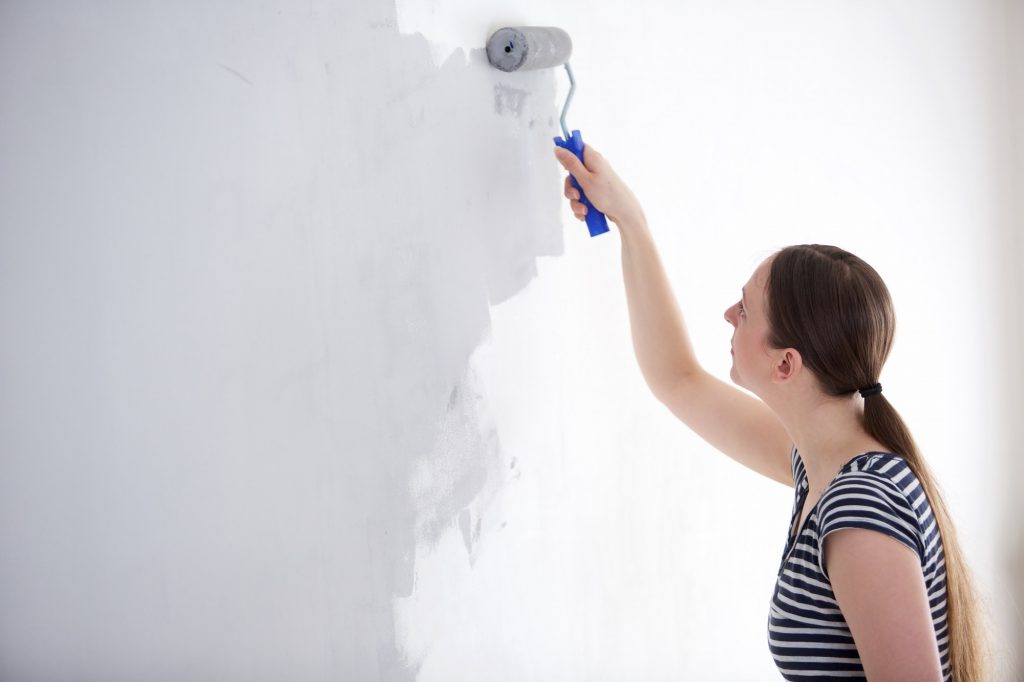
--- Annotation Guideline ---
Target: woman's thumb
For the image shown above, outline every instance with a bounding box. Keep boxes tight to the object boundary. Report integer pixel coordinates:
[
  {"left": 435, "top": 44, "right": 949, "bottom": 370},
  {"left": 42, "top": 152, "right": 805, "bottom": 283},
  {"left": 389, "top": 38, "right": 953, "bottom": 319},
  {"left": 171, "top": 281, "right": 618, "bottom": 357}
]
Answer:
[{"left": 553, "top": 147, "right": 591, "bottom": 182}]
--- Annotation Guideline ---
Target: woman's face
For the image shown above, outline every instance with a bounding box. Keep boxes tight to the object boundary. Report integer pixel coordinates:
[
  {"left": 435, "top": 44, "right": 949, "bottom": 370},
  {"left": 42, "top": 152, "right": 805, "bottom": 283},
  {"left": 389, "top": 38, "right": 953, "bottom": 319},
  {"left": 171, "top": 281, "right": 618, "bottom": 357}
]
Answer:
[{"left": 724, "top": 258, "right": 772, "bottom": 390}]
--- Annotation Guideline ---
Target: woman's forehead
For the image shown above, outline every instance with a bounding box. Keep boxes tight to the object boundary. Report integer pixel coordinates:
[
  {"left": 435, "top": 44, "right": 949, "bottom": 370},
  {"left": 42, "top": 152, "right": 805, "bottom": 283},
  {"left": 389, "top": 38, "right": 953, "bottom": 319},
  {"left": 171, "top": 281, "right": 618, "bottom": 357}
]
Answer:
[{"left": 748, "top": 260, "right": 771, "bottom": 291}]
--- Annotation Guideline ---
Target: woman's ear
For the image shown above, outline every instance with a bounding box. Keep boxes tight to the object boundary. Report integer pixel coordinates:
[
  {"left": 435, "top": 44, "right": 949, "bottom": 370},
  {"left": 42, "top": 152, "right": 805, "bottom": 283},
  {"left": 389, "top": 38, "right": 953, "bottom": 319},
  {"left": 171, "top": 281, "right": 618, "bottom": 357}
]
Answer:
[{"left": 771, "top": 348, "right": 802, "bottom": 385}]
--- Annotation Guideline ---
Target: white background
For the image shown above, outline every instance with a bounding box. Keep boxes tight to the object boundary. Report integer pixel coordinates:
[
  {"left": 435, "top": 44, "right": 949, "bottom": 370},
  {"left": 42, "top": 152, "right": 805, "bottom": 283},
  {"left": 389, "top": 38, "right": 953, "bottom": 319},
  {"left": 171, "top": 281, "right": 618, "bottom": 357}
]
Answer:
[{"left": 1, "top": 1, "right": 1021, "bottom": 680}]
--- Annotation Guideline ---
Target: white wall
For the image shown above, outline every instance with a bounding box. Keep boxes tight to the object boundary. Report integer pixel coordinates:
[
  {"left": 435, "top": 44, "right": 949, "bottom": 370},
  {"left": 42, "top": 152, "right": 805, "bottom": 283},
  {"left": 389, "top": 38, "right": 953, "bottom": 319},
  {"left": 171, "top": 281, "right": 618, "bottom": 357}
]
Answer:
[
  {"left": 997, "top": 0, "right": 1024, "bottom": 677},
  {"left": 0, "top": 1, "right": 1019, "bottom": 680}
]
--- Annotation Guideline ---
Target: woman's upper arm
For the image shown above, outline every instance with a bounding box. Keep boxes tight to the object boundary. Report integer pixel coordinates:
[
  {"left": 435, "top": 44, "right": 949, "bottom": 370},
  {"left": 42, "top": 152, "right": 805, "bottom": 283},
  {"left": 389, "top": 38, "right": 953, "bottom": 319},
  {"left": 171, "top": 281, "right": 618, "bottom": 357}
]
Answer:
[
  {"left": 654, "top": 369, "right": 794, "bottom": 487},
  {"left": 824, "top": 528, "right": 944, "bottom": 681}
]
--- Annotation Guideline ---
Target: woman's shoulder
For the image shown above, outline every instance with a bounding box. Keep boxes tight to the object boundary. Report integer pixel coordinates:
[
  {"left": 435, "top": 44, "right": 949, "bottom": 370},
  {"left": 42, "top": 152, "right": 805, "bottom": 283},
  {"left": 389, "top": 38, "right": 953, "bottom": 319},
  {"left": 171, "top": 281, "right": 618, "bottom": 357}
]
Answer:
[
  {"left": 823, "top": 452, "right": 918, "bottom": 506},
  {"left": 818, "top": 452, "right": 927, "bottom": 560},
  {"left": 838, "top": 451, "right": 915, "bottom": 491},
  {"left": 817, "top": 451, "right": 921, "bottom": 517}
]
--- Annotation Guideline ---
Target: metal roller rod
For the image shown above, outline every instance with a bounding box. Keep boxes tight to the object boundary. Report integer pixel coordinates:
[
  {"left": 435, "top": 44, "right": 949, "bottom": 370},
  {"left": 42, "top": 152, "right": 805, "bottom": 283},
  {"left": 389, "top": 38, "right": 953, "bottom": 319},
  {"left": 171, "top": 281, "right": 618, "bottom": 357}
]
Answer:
[{"left": 560, "top": 63, "right": 575, "bottom": 142}]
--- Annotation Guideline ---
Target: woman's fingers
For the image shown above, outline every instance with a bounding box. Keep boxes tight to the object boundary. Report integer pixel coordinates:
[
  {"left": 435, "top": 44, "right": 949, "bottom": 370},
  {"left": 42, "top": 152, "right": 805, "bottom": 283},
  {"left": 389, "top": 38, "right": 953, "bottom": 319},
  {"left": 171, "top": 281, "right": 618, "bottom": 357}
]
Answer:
[
  {"left": 563, "top": 175, "right": 579, "bottom": 200},
  {"left": 553, "top": 148, "right": 592, "bottom": 184},
  {"left": 563, "top": 175, "right": 585, "bottom": 219},
  {"left": 555, "top": 144, "right": 628, "bottom": 222}
]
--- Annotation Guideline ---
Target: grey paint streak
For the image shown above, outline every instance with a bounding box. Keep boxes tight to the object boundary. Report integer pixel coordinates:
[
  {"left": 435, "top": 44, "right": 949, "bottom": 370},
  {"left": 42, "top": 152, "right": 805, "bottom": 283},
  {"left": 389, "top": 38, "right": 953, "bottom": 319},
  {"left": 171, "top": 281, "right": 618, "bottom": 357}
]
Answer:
[
  {"left": 218, "top": 63, "right": 255, "bottom": 86},
  {"left": 0, "top": 1, "right": 562, "bottom": 680},
  {"left": 494, "top": 84, "right": 531, "bottom": 117}
]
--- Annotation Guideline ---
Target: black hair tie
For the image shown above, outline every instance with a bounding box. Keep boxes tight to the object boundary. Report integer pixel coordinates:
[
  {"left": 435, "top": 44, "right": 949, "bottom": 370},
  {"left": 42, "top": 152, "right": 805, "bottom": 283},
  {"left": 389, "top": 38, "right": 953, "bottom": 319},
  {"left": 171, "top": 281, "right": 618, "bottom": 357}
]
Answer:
[{"left": 858, "top": 383, "right": 883, "bottom": 398}]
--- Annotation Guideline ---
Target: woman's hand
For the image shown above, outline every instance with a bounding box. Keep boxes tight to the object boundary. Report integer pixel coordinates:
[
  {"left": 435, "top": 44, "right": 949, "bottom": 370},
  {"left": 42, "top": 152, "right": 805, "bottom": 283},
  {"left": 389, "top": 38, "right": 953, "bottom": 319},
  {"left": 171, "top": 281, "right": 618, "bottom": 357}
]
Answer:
[{"left": 554, "top": 144, "right": 646, "bottom": 228}]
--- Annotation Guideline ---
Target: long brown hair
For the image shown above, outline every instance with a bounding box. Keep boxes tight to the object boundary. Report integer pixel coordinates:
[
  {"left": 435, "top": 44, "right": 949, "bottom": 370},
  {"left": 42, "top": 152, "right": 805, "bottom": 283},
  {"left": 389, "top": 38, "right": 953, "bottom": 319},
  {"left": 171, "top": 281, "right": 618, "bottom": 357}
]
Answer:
[{"left": 764, "top": 244, "right": 990, "bottom": 681}]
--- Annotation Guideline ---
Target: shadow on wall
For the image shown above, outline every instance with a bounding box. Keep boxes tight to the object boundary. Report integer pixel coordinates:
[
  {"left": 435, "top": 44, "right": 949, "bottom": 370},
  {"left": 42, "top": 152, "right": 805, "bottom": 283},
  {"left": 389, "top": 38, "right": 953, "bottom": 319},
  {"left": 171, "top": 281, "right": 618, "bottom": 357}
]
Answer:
[{"left": 0, "top": 1, "right": 563, "bottom": 680}]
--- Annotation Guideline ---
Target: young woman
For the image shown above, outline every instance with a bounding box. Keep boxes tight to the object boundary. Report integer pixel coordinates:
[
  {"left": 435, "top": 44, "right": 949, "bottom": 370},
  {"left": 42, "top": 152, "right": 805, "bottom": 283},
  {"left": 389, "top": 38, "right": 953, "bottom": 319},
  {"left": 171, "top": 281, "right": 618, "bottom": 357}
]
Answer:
[{"left": 553, "top": 144, "right": 989, "bottom": 681}]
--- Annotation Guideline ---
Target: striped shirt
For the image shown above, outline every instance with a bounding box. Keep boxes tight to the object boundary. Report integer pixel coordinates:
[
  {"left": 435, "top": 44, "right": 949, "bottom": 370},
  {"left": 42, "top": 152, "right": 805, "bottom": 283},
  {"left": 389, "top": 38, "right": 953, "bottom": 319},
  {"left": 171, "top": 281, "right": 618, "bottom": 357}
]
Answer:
[{"left": 768, "top": 446, "right": 950, "bottom": 679}]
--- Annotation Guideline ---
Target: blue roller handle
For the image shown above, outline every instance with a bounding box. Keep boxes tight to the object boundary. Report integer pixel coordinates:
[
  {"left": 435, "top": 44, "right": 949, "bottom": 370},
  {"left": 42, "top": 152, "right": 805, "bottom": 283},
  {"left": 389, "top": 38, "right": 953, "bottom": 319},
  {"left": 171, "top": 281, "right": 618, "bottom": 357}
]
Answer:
[{"left": 554, "top": 129, "right": 610, "bottom": 237}]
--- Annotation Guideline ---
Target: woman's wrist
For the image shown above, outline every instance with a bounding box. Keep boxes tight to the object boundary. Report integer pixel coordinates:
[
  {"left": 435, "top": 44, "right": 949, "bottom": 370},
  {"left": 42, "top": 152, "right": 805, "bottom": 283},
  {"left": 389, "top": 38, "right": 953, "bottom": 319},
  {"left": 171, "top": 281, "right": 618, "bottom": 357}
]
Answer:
[{"left": 611, "top": 210, "right": 649, "bottom": 237}]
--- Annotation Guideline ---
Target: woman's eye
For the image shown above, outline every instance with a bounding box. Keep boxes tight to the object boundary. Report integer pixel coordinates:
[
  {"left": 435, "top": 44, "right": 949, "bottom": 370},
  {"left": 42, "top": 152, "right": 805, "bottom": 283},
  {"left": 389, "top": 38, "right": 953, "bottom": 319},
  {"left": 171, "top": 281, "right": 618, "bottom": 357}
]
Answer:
[{"left": 738, "top": 301, "right": 745, "bottom": 317}]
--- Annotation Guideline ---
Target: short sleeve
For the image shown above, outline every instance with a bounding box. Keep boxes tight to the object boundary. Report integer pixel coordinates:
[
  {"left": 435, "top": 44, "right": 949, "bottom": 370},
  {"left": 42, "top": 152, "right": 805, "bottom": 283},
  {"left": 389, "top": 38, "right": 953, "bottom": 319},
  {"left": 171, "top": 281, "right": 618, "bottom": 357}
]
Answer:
[{"left": 815, "top": 472, "right": 923, "bottom": 579}]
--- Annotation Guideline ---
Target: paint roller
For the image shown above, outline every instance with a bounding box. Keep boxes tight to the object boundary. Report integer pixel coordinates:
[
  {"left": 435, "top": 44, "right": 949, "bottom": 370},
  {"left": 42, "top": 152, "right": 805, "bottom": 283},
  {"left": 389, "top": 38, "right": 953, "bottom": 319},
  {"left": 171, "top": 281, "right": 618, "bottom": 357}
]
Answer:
[{"left": 485, "top": 26, "right": 610, "bottom": 237}]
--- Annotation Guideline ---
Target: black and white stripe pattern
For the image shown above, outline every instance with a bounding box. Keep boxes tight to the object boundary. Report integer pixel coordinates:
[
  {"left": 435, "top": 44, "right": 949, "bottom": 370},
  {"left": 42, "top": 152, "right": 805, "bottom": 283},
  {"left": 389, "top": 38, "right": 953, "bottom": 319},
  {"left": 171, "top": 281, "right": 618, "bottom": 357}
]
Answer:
[{"left": 768, "top": 446, "right": 950, "bottom": 680}]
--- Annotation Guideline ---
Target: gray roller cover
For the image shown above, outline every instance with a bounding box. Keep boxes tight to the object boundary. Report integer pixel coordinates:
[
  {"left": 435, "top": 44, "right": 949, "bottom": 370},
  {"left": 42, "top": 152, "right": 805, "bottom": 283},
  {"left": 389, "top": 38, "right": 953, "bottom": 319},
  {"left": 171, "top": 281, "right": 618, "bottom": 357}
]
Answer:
[{"left": 485, "top": 26, "right": 573, "bottom": 72}]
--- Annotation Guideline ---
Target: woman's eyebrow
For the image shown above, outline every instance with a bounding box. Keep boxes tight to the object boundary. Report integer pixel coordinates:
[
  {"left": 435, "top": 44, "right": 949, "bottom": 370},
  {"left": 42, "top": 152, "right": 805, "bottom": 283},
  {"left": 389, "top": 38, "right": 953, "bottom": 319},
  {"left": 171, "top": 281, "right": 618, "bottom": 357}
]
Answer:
[{"left": 741, "top": 287, "right": 748, "bottom": 308}]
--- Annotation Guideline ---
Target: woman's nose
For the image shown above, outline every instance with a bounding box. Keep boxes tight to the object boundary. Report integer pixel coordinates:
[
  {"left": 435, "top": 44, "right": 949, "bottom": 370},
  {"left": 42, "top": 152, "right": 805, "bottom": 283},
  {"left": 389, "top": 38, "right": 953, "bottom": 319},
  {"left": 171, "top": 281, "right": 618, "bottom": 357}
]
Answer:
[{"left": 724, "top": 306, "right": 736, "bottom": 326}]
